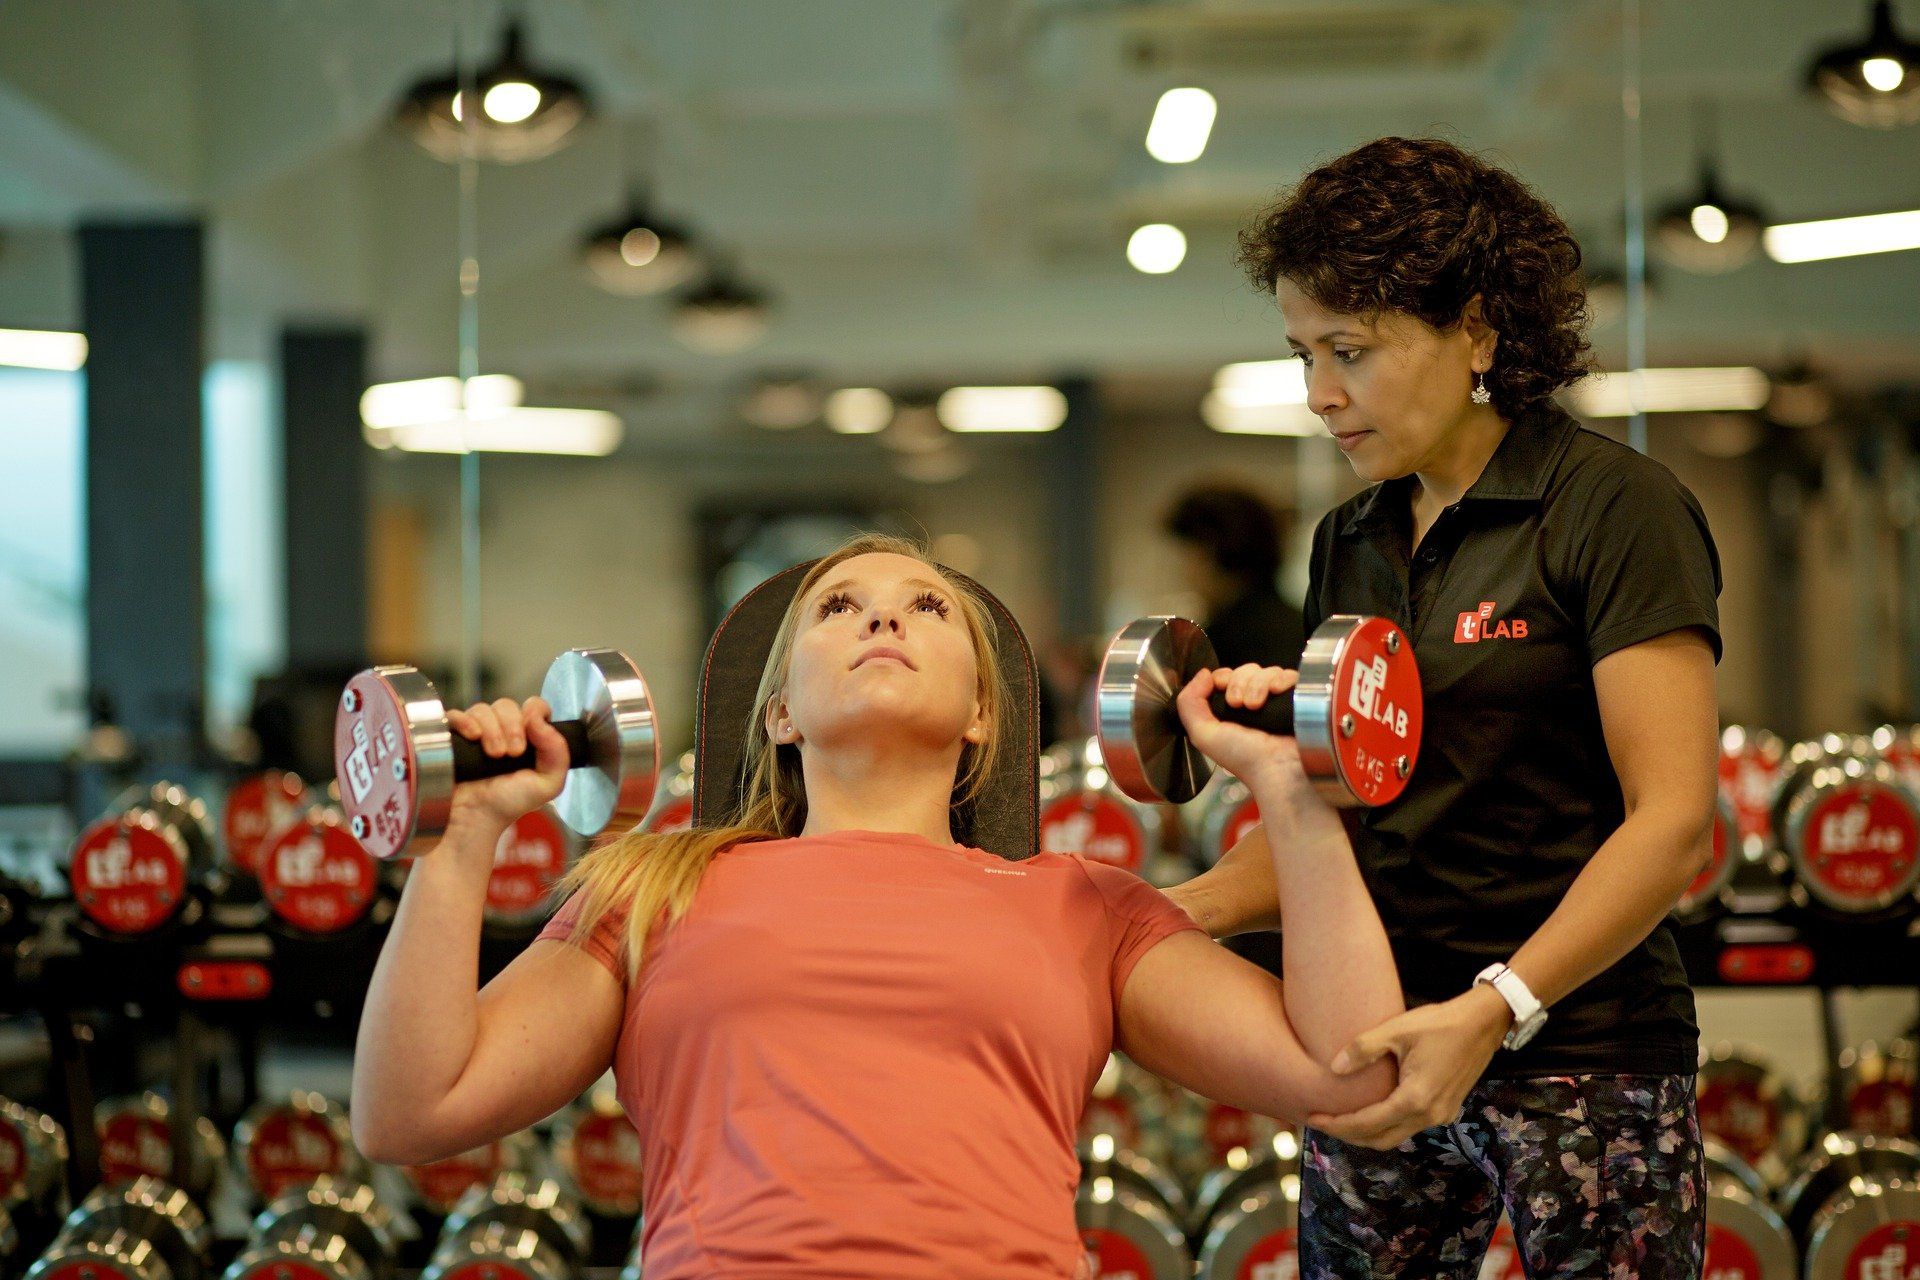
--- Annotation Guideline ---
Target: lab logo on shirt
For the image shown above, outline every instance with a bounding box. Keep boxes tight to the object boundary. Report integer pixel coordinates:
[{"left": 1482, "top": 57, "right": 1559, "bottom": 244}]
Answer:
[{"left": 1455, "top": 601, "right": 1530, "bottom": 644}]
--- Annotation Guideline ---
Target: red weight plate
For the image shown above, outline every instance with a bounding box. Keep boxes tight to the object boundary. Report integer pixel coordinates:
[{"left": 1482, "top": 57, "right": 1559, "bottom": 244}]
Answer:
[
  {"left": 1848, "top": 1079, "right": 1915, "bottom": 1137},
  {"left": 1479, "top": 1219, "right": 1527, "bottom": 1280},
  {"left": 1799, "top": 783, "right": 1920, "bottom": 910},
  {"left": 1081, "top": 1227, "right": 1155, "bottom": 1280},
  {"left": 36, "top": 1263, "right": 143, "bottom": 1280},
  {"left": 69, "top": 816, "right": 187, "bottom": 935},
  {"left": 260, "top": 814, "right": 377, "bottom": 934},
  {"left": 645, "top": 795, "right": 695, "bottom": 835},
  {"left": 334, "top": 672, "right": 422, "bottom": 861},
  {"left": 1697, "top": 1079, "right": 1781, "bottom": 1169},
  {"left": 1039, "top": 792, "right": 1146, "bottom": 873},
  {"left": 244, "top": 1109, "right": 349, "bottom": 1201},
  {"left": 439, "top": 1263, "right": 537, "bottom": 1280},
  {"left": 1842, "top": 1221, "right": 1919, "bottom": 1280},
  {"left": 1080, "top": 1096, "right": 1139, "bottom": 1151},
  {"left": 223, "top": 771, "right": 311, "bottom": 877},
  {"left": 1235, "top": 1228, "right": 1299, "bottom": 1280},
  {"left": 1205, "top": 1105, "right": 1257, "bottom": 1163},
  {"left": 1325, "top": 618, "right": 1421, "bottom": 807},
  {"left": 97, "top": 1113, "right": 173, "bottom": 1185},
  {"left": 405, "top": 1142, "right": 506, "bottom": 1214},
  {"left": 1702, "top": 1223, "right": 1765, "bottom": 1280},
  {"left": 569, "top": 1112, "right": 644, "bottom": 1210},
  {"left": 1721, "top": 745, "right": 1784, "bottom": 846},
  {"left": 1681, "top": 804, "right": 1736, "bottom": 913},
  {"left": 0, "top": 1119, "right": 25, "bottom": 1200},
  {"left": 1223, "top": 798, "right": 1262, "bottom": 859},
  {"left": 487, "top": 810, "right": 572, "bottom": 916},
  {"left": 231, "top": 1261, "right": 340, "bottom": 1280}
]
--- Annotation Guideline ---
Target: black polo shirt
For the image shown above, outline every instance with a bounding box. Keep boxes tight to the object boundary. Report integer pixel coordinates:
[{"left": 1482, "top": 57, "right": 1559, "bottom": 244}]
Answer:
[{"left": 1303, "top": 402, "right": 1721, "bottom": 1077}]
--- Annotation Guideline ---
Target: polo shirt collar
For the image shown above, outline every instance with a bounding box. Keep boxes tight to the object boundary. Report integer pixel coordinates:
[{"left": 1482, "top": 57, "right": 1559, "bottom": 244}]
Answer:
[{"left": 1337, "top": 401, "right": 1581, "bottom": 537}]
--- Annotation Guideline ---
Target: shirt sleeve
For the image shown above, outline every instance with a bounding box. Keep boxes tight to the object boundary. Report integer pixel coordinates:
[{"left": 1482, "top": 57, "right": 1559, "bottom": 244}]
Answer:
[
  {"left": 1072, "top": 858, "right": 1207, "bottom": 1007},
  {"left": 1564, "top": 454, "right": 1723, "bottom": 665},
  {"left": 536, "top": 889, "right": 629, "bottom": 984}
]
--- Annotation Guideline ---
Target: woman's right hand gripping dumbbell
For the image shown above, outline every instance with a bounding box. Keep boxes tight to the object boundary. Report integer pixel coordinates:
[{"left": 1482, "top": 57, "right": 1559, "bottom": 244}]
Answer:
[{"left": 442, "top": 697, "right": 572, "bottom": 838}]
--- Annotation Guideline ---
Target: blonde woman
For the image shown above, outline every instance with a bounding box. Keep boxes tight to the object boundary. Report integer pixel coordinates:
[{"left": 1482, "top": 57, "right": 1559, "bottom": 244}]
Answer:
[{"left": 351, "top": 535, "right": 1403, "bottom": 1280}]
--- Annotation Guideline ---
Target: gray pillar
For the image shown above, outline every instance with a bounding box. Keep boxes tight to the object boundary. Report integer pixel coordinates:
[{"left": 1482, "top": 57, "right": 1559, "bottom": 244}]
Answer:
[
  {"left": 1755, "top": 436, "right": 1809, "bottom": 738},
  {"left": 1045, "top": 375, "right": 1102, "bottom": 642},
  {"left": 80, "top": 222, "right": 206, "bottom": 754},
  {"left": 280, "top": 327, "right": 369, "bottom": 669}
]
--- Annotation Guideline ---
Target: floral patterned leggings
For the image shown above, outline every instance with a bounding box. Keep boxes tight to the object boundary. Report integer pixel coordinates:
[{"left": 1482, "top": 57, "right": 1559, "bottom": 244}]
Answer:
[{"left": 1300, "top": 1074, "right": 1705, "bottom": 1280}]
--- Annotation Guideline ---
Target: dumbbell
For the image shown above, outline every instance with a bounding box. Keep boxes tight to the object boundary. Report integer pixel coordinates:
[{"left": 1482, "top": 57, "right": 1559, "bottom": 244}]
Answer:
[
  {"left": 1836, "top": 1038, "right": 1916, "bottom": 1137},
  {"left": 335, "top": 649, "right": 658, "bottom": 860},
  {"left": 1777, "top": 748, "right": 1920, "bottom": 919},
  {"left": 68, "top": 784, "right": 219, "bottom": 939},
  {"left": 482, "top": 808, "right": 582, "bottom": 935},
  {"left": 0, "top": 1097, "right": 70, "bottom": 1253},
  {"left": 637, "top": 751, "right": 697, "bottom": 836},
  {"left": 1188, "top": 1137, "right": 1301, "bottom": 1241},
  {"left": 1673, "top": 789, "right": 1742, "bottom": 923},
  {"left": 1700, "top": 1141, "right": 1797, "bottom": 1280},
  {"left": 95, "top": 1094, "right": 226, "bottom": 1206},
  {"left": 550, "top": 1093, "right": 643, "bottom": 1219},
  {"left": 1077, "top": 1172, "right": 1190, "bottom": 1280},
  {"left": 424, "top": 1173, "right": 591, "bottom": 1280},
  {"left": 1078, "top": 1133, "right": 1187, "bottom": 1230},
  {"left": 1038, "top": 739, "right": 1160, "bottom": 876},
  {"left": 220, "top": 771, "right": 314, "bottom": 880},
  {"left": 255, "top": 809, "right": 385, "bottom": 937},
  {"left": 233, "top": 1093, "right": 365, "bottom": 1207},
  {"left": 1697, "top": 1045, "right": 1811, "bottom": 1190},
  {"left": 400, "top": 1131, "right": 539, "bottom": 1222},
  {"left": 1097, "top": 615, "right": 1422, "bottom": 808},
  {"left": 25, "top": 1176, "right": 211, "bottom": 1280},
  {"left": 1780, "top": 1131, "right": 1920, "bottom": 1278},
  {"left": 221, "top": 1176, "right": 398, "bottom": 1280},
  {"left": 1193, "top": 1155, "right": 1301, "bottom": 1280}
]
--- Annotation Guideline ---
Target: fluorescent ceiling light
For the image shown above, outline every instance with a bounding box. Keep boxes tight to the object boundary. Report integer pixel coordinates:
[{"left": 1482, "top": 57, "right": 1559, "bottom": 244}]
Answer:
[
  {"left": 360, "top": 374, "right": 523, "bottom": 428},
  {"left": 1212, "top": 358, "right": 1308, "bottom": 407},
  {"left": 1764, "top": 207, "right": 1920, "bottom": 263},
  {"left": 363, "top": 407, "right": 621, "bottom": 455},
  {"left": 825, "top": 387, "right": 893, "bottom": 435},
  {"left": 936, "top": 386, "right": 1067, "bottom": 434},
  {"left": 1145, "top": 87, "right": 1217, "bottom": 164},
  {"left": 1569, "top": 367, "right": 1770, "bottom": 417},
  {"left": 0, "top": 328, "right": 88, "bottom": 371},
  {"left": 1127, "top": 224, "right": 1187, "bottom": 274},
  {"left": 1201, "top": 393, "right": 1322, "bottom": 436}
]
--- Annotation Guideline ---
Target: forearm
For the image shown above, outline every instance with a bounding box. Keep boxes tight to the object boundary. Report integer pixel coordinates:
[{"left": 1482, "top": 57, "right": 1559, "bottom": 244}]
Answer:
[
  {"left": 350, "top": 820, "right": 501, "bottom": 1147},
  {"left": 1509, "top": 802, "right": 1711, "bottom": 1009},
  {"left": 1253, "top": 776, "right": 1403, "bottom": 1067},
  {"left": 1165, "top": 824, "right": 1282, "bottom": 939}
]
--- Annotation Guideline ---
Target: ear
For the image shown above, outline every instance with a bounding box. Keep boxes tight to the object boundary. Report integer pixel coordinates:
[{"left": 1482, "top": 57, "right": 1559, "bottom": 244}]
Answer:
[
  {"left": 765, "top": 696, "right": 800, "bottom": 745},
  {"left": 962, "top": 699, "right": 989, "bottom": 746},
  {"left": 1461, "top": 294, "right": 1500, "bottom": 372}
]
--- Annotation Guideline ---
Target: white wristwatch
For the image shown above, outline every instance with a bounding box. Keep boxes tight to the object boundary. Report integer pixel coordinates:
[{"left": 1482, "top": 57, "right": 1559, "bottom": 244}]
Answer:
[{"left": 1474, "top": 963, "right": 1547, "bottom": 1051}]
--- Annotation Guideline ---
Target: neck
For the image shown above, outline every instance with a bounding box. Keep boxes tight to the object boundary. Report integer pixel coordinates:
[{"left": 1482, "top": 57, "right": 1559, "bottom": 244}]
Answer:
[
  {"left": 797, "top": 739, "right": 964, "bottom": 847},
  {"left": 1412, "top": 402, "right": 1509, "bottom": 512}
]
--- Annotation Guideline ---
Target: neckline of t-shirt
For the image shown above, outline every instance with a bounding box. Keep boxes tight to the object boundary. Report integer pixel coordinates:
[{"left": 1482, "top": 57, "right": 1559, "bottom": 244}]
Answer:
[{"left": 745, "top": 827, "right": 994, "bottom": 863}]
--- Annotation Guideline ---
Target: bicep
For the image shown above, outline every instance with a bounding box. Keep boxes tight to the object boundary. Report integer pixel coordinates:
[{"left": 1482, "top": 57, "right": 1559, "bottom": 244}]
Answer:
[
  {"left": 1592, "top": 628, "right": 1718, "bottom": 823},
  {"left": 424, "top": 940, "right": 626, "bottom": 1158},
  {"left": 1114, "top": 931, "right": 1392, "bottom": 1124}
]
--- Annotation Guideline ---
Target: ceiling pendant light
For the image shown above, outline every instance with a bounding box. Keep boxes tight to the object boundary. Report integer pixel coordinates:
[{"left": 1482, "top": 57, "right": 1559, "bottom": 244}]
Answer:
[
  {"left": 582, "top": 191, "right": 701, "bottom": 296},
  {"left": 1807, "top": 0, "right": 1920, "bottom": 128},
  {"left": 671, "top": 263, "right": 773, "bottom": 355},
  {"left": 396, "top": 19, "right": 591, "bottom": 164},
  {"left": 1654, "top": 104, "right": 1766, "bottom": 274}
]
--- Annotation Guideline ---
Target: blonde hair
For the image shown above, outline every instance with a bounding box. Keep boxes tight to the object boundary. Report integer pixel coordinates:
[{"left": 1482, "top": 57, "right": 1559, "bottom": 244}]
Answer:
[{"left": 547, "top": 534, "right": 1009, "bottom": 983}]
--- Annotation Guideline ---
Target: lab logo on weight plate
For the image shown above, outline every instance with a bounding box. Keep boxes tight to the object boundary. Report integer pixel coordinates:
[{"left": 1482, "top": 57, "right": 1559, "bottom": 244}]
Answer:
[{"left": 1455, "top": 601, "right": 1529, "bottom": 644}]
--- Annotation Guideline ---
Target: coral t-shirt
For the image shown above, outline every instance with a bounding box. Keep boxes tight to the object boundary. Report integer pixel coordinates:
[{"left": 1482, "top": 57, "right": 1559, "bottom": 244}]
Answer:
[{"left": 535, "top": 828, "right": 1201, "bottom": 1279}]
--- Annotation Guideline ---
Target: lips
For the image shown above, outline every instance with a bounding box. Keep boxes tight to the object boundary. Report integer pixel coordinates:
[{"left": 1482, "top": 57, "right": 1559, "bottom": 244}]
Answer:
[
  {"left": 1333, "top": 430, "right": 1373, "bottom": 453},
  {"left": 853, "top": 646, "right": 914, "bottom": 670}
]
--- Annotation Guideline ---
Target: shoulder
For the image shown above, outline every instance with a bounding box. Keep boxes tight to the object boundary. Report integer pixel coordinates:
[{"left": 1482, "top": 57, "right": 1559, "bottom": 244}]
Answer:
[
  {"left": 1547, "top": 423, "right": 1704, "bottom": 515},
  {"left": 1055, "top": 856, "right": 1184, "bottom": 920}
]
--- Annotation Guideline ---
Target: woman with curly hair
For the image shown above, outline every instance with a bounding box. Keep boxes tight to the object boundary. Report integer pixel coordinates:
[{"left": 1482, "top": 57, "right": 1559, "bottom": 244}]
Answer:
[{"left": 1167, "top": 136, "right": 1722, "bottom": 1278}]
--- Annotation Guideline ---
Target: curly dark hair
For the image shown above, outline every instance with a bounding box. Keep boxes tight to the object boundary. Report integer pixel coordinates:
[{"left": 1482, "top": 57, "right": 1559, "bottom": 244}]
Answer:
[{"left": 1236, "top": 136, "right": 1592, "bottom": 418}]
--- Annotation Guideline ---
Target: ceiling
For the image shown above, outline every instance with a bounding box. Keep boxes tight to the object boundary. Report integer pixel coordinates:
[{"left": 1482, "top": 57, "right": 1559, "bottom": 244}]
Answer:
[{"left": 2, "top": 0, "right": 1917, "bottom": 443}]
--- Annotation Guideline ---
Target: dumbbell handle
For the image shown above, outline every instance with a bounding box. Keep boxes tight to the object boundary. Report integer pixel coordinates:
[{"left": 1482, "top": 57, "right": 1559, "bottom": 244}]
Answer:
[
  {"left": 1206, "top": 689, "right": 1295, "bottom": 738},
  {"left": 451, "top": 719, "right": 595, "bottom": 782}
]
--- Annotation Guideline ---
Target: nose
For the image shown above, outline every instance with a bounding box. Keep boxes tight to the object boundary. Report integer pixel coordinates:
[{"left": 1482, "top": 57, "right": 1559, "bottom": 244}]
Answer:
[
  {"left": 862, "top": 606, "right": 904, "bottom": 637},
  {"left": 1305, "top": 360, "right": 1347, "bottom": 417}
]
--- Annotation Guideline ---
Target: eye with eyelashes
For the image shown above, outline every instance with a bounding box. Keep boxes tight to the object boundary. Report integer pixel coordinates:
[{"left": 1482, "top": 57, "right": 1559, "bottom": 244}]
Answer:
[{"left": 815, "top": 589, "right": 952, "bottom": 621}]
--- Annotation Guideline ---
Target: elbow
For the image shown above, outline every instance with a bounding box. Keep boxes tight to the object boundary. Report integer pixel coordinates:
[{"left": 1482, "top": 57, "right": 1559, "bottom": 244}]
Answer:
[{"left": 352, "top": 1112, "right": 437, "bottom": 1168}]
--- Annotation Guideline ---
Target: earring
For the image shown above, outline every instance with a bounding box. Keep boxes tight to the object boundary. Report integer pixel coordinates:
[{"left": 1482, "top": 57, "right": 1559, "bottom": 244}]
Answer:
[{"left": 1471, "top": 373, "right": 1492, "bottom": 406}]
